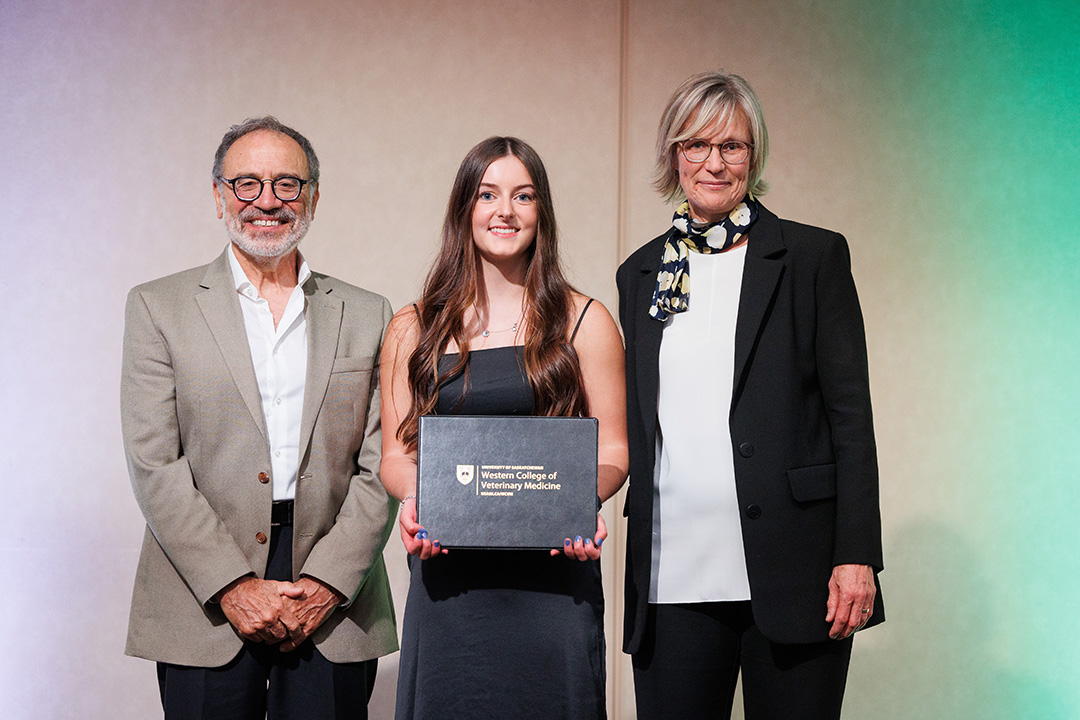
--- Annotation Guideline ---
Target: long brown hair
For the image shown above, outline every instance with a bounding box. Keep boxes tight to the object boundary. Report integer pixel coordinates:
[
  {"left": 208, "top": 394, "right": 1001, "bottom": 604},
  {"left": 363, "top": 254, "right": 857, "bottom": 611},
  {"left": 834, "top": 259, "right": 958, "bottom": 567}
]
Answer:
[{"left": 397, "top": 137, "right": 587, "bottom": 449}]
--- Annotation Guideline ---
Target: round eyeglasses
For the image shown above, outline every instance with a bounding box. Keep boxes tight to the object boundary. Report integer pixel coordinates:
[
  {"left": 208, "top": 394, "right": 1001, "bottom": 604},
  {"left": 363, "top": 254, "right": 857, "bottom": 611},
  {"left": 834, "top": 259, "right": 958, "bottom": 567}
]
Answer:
[
  {"left": 218, "top": 176, "right": 311, "bottom": 202},
  {"left": 679, "top": 139, "right": 753, "bottom": 165}
]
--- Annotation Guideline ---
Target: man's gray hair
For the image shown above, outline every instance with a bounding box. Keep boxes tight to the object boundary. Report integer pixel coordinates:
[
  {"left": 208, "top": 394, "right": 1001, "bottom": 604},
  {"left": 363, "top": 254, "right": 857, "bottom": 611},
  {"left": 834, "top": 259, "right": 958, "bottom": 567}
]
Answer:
[{"left": 212, "top": 116, "right": 320, "bottom": 183}]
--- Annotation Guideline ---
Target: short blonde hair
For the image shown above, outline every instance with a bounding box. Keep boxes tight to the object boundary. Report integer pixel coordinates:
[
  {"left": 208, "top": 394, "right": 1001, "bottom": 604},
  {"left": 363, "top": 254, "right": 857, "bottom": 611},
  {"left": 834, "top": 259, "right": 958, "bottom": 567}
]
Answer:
[{"left": 653, "top": 71, "right": 770, "bottom": 201}]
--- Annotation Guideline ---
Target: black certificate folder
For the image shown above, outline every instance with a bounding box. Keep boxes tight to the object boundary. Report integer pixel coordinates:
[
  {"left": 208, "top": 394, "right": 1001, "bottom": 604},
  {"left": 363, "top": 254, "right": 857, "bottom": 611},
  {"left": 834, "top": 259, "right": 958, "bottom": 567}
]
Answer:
[{"left": 417, "top": 415, "right": 598, "bottom": 549}]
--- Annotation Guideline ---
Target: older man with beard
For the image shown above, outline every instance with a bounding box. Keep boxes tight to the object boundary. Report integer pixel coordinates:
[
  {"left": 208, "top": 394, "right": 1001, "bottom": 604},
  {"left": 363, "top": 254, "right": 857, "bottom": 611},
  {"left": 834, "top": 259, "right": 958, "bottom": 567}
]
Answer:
[{"left": 121, "top": 117, "right": 398, "bottom": 719}]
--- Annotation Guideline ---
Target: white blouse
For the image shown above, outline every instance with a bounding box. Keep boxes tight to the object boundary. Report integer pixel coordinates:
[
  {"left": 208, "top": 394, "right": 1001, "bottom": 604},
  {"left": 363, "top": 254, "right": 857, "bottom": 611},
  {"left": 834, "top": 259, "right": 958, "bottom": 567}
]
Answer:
[{"left": 650, "top": 244, "right": 751, "bottom": 603}]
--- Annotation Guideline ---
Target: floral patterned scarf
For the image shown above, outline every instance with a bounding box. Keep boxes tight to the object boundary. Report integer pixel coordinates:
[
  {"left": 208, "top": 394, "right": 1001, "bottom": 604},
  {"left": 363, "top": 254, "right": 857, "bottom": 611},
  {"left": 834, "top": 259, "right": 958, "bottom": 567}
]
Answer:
[{"left": 649, "top": 195, "right": 759, "bottom": 321}]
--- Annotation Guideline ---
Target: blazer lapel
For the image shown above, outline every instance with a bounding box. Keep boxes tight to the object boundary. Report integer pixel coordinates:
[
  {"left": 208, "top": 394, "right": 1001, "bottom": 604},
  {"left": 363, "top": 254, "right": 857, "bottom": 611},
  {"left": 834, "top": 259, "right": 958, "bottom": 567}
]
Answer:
[
  {"left": 298, "top": 274, "right": 343, "bottom": 459},
  {"left": 633, "top": 236, "right": 666, "bottom": 449},
  {"left": 732, "top": 206, "right": 786, "bottom": 414},
  {"left": 195, "top": 249, "right": 267, "bottom": 437}
]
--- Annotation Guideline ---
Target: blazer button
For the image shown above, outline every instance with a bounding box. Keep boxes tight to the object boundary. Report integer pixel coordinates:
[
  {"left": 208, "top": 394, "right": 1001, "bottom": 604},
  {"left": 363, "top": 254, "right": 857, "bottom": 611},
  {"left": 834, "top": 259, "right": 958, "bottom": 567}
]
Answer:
[
  {"left": 255, "top": 532, "right": 268, "bottom": 544},
  {"left": 745, "top": 504, "right": 762, "bottom": 519},
  {"left": 738, "top": 443, "right": 754, "bottom": 458},
  {"left": 257, "top": 472, "right": 270, "bottom": 484}
]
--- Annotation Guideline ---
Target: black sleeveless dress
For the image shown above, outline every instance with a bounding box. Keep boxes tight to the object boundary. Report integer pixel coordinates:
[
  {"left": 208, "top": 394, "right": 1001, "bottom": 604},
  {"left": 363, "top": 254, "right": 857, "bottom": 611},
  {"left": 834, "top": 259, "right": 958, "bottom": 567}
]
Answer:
[{"left": 395, "top": 345, "right": 606, "bottom": 720}]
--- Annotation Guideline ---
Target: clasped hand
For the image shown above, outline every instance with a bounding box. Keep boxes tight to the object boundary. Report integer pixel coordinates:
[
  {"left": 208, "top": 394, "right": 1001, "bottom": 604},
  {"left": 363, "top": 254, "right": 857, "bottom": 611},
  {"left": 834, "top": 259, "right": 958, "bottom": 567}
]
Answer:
[
  {"left": 399, "top": 497, "right": 606, "bottom": 561},
  {"left": 217, "top": 576, "right": 343, "bottom": 652}
]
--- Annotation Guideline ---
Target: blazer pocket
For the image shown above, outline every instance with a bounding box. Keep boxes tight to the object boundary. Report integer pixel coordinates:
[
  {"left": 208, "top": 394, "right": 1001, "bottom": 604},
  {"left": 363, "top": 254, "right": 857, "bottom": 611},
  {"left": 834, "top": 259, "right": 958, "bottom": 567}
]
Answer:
[
  {"left": 786, "top": 463, "right": 837, "bottom": 503},
  {"left": 331, "top": 356, "right": 374, "bottom": 373}
]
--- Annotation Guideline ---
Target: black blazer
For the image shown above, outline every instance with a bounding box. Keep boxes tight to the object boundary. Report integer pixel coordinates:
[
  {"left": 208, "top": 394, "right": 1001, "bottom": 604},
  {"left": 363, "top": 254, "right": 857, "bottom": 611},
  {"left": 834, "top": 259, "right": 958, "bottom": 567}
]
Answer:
[{"left": 616, "top": 204, "right": 884, "bottom": 652}]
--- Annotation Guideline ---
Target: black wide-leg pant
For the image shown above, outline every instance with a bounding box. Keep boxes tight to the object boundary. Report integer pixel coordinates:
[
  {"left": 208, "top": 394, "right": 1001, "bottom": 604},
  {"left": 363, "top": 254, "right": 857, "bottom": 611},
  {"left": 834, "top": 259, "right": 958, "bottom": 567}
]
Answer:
[{"left": 632, "top": 601, "right": 852, "bottom": 720}]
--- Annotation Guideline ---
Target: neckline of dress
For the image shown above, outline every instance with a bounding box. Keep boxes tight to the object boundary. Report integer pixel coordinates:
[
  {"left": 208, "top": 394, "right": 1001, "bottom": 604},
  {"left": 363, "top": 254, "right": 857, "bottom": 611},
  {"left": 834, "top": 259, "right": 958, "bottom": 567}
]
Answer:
[{"left": 442, "top": 345, "right": 524, "bottom": 357}]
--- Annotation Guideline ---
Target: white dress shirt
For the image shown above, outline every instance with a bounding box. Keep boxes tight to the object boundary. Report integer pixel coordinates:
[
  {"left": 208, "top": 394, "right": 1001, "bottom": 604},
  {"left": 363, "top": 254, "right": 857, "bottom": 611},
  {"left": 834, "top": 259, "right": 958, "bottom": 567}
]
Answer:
[
  {"left": 228, "top": 247, "right": 310, "bottom": 501},
  {"left": 651, "top": 243, "right": 751, "bottom": 603}
]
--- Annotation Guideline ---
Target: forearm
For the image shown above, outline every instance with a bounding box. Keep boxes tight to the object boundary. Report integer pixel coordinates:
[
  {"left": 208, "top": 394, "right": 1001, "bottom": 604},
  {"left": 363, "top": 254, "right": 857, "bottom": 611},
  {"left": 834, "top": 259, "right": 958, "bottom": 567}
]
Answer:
[
  {"left": 300, "top": 467, "right": 396, "bottom": 605},
  {"left": 380, "top": 454, "right": 418, "bottom": 502},
  {"left": 597, "top": 462, "right": 628, "bottom": 503},
  {"left": 814, "top": 234, "right": 883, "bottom": 568}
]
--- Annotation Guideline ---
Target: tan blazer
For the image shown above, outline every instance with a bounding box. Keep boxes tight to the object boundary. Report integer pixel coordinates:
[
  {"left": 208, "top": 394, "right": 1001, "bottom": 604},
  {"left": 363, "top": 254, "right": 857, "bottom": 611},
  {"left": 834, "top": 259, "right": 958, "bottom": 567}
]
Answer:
[{"left": 121, "top": 248, "right": 398, "bottom": 667}]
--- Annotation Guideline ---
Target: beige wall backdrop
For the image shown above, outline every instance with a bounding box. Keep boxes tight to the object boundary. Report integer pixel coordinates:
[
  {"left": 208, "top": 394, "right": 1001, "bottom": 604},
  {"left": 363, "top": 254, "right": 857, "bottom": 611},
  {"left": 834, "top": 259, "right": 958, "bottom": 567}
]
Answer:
[{"left": 4, "top": 0, "right": 1078, "bottom": 718}]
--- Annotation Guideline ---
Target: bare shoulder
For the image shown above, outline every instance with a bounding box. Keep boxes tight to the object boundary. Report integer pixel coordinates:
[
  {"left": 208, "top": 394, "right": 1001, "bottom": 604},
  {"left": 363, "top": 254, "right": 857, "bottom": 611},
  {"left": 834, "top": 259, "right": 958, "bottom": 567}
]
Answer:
[
  {"left": 570, "top": 291, "right": 617, "bottom": 326},
  {"left": 568, "top": 292, "right": 622, "bottom": 350},
  {"left": 385, "top": 303, "right": 422, "bottom": 346}
]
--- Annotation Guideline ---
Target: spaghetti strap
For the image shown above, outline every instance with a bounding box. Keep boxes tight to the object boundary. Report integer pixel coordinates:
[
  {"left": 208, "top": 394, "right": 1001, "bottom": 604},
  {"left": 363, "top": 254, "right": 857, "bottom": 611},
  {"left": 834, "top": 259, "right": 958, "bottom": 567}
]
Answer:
[{"left": 570, "top": 298, "right": 594, "bottom": 344}]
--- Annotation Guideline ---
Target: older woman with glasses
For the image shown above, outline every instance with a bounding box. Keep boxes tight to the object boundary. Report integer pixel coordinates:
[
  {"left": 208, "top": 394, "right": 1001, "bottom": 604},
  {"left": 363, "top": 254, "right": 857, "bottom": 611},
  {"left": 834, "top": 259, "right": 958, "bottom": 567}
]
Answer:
[{"left": 617, "top": 71, "right": 885, "bottom": 719}]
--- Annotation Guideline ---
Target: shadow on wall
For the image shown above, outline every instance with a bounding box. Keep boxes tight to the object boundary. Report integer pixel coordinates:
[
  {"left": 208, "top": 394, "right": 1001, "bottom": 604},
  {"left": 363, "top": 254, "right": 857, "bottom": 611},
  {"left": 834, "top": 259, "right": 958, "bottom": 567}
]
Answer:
[{"left": 849, "top": 521, "right": 1066, "bottom": 720}]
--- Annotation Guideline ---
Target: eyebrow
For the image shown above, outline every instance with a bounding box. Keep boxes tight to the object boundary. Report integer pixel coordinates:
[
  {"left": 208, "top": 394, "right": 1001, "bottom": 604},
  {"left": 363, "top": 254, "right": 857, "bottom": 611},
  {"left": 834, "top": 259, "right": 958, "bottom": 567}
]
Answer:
[
  {"left": 688, "top": 135, "right": 750, "bottom": 142},
  {"left": 478, "top": 182, "right": 536, "bottom": 192},
  {"left": 227, "top": 172, "right": 304, "bottom": 179}
]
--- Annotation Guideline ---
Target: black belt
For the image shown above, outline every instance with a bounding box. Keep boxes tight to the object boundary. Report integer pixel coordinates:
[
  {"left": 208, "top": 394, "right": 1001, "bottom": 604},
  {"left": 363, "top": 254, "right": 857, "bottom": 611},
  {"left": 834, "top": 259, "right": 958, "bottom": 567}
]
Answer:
[{"left": 271, "top": 500, "right": 294, "bottom": 527}]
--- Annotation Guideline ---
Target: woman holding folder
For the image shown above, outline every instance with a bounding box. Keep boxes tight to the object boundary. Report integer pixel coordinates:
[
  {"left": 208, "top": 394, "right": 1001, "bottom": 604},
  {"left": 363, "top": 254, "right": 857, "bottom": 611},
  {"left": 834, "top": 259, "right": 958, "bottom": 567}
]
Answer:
[{"left": 380, "top": 136, "right": 628, "bottom": 719}]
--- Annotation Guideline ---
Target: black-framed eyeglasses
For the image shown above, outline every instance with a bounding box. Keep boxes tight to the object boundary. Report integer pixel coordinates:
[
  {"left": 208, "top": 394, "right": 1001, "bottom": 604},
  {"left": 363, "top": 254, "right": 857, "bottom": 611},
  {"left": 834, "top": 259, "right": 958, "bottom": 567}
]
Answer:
[
  {"left": 679, "top": 139, "right": 753, "bottom": 165},
  {"left": 218, "top": 176, "right": 311, "bottom": 202}
]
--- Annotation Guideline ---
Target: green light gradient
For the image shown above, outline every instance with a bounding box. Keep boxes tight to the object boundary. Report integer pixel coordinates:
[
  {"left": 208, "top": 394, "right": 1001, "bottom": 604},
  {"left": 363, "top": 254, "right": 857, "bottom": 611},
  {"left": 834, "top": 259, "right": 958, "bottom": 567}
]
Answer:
[{"left": 845, "top": 1, "right": 1080, "bottom": 717}]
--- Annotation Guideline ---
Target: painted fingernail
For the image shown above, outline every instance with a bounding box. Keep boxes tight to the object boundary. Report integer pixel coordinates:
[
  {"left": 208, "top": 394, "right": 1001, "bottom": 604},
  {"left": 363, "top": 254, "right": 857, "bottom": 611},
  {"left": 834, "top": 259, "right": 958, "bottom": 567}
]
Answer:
[
  {"left": 433, "top": 541, "right": 440, "bottom": 549},
  {"left": 565, "top": 539, "right": 571, "bottom": 547},
  {"left": 584, "top": 538, "right": 592, "bottom": 546},
  {"left": 596, "top": 537, "right": 603, "bottom": 547},
  {"left": 575, "top": 536, "right": 582, "bottom": 544},
  {"left": 418, "top": 530, "right": 428, "bottom": 540}
]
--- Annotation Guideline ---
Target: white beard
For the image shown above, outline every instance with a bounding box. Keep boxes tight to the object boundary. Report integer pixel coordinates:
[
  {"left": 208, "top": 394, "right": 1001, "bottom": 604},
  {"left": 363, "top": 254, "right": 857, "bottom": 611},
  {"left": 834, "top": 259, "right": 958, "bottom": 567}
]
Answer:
[{"left": 224, "top": 204, "right": 311, "bottom": 260}]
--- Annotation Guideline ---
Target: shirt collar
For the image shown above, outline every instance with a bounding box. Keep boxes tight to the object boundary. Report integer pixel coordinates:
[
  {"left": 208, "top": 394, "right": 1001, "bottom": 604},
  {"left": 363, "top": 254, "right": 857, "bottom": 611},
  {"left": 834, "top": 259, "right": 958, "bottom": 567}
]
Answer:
[{"left": 227, "top": 244, "right": 312, "bottom": 299}]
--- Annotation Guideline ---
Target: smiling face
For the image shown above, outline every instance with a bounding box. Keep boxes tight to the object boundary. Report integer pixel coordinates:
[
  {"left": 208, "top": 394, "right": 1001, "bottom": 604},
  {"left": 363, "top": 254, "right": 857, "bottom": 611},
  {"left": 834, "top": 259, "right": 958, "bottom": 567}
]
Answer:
[
  {"left": 677, "top": 109, "right": 752, "bottom": 224},
  {"left": 213, "top": 129, "right": 319, "bottom": 260},
  {"left": 470, "top": 154, "right": 538, "bottom": 266}
]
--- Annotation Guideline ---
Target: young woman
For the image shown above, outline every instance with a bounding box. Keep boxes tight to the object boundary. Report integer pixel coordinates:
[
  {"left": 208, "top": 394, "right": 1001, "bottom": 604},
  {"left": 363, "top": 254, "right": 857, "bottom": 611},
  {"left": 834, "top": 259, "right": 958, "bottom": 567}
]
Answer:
[{"left": 380, "top": 137, "right": 628, "bottom": 719}]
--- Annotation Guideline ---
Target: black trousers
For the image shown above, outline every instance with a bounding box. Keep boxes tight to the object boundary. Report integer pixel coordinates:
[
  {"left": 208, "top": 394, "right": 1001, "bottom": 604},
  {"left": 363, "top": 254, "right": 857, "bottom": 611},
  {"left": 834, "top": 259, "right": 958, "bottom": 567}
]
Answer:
[
  {"left": 632, "top": 601, "right": 852, "bottom": 720},
  {"left": 157, "top": 526, "right": 378, "bottom": 720}
]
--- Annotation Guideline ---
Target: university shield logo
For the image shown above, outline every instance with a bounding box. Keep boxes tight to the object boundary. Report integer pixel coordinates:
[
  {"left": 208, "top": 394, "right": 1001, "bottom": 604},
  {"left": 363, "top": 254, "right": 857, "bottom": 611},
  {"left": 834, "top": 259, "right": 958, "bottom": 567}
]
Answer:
[{"left": 456, "top": 464, "right": 474, "bottom": 485}]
